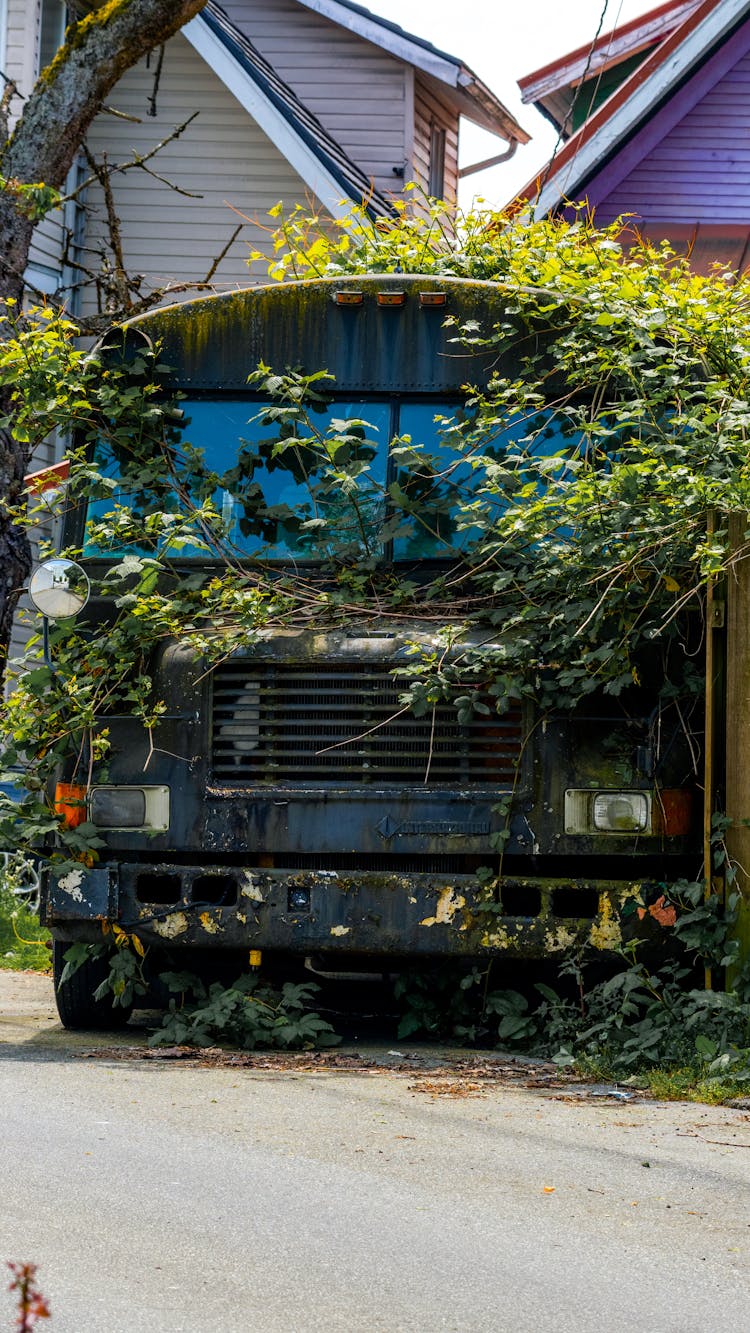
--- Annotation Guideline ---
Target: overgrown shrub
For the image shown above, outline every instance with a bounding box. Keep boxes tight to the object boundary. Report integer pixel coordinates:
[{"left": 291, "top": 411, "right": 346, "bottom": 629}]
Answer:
[
  {"left": 396, "top": 878, "right": 750, "bottom": 1079},
  {"left": 152, "top": 971, "right": 340, "bottom": 1050}
]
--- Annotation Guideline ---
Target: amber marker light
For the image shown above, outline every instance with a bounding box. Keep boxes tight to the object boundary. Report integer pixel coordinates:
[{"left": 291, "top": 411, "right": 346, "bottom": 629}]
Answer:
[
  {"left": 333, "top": 290, "right": 364, "bottom": 306},
  {"left": 419, "top": 291, "right": 447, "bottom": 307},
  {"left": 652, "top": 789, "right": 693, "bottom": 837},
  {"left": 376, "top": 291, "right": 406, "bottom": 307},
  {"left": 54, "top": 782, "right": 88, "bottom": 829}
]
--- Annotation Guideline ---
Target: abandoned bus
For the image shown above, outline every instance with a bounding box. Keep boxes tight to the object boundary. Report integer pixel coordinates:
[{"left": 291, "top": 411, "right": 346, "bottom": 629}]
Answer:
[{"left": 39, "top": 275, "right": 701, "bottom": 1025}]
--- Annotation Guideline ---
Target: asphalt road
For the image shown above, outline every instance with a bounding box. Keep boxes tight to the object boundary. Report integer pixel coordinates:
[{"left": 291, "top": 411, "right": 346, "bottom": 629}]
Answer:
[{"left": 2, "top": 972, "right": 750, "bottom": 1332}]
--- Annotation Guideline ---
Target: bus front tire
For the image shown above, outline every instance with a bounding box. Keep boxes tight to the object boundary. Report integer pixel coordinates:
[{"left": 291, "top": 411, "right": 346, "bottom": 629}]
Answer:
[{"left": 53, "top": 940, "right": 133, "bottom": 1031}]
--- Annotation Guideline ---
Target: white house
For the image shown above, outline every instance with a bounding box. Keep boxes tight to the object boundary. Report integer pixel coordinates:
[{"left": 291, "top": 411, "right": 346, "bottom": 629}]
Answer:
[{"left": 3, "top": 0, "right": 529, "bottom": 317}]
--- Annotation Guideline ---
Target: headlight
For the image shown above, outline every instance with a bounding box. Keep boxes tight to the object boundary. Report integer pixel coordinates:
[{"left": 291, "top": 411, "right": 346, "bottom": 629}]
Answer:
[
  {"left": 89, "top": 785, "right": 169, "bottom": 831},
  {"left": 592, "top": 792, "right": 649, "bottom": 832},
  {"left": 565, "top": 789, "right": 652, "bottom": 835}
]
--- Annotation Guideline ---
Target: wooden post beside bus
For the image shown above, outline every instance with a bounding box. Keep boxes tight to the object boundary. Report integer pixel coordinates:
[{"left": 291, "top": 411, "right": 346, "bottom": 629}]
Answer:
[{"left": 725, "top": 513, "right": 750, "bottom": 959}]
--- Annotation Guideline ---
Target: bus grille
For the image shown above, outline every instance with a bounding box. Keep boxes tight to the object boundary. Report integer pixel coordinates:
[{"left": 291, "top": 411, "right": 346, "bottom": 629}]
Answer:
[{"left": 211, "top": 662, "right": 523, "bottom": 786}]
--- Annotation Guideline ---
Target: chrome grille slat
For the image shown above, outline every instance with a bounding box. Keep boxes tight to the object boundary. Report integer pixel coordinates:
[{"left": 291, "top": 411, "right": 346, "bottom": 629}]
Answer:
[{"left": 211, "top": 662, "right": 522, "bottom": 786}]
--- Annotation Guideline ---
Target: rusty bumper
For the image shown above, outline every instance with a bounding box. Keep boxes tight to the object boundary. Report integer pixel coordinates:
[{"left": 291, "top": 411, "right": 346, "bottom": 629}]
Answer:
[{"left": 42, "top": 861, "right": 661, "bottom": 958}]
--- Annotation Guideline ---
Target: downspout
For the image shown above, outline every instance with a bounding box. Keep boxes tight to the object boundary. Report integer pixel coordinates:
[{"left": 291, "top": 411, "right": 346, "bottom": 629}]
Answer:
[
  {"left": 60, "top": 153, "right": 87, "bottom": 321},
  {"left": 458, "top": 138, "right": 519, "bottom": 178}
]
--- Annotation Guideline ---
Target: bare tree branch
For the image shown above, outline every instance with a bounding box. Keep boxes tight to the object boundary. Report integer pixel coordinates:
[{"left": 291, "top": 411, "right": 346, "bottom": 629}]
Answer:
[
  {"left": 0, "top": 1, "right": 208, "bottom": 306},
  {"left": 51, "top": 115, "right": 237, "bottom": 322},
  {"left": 82, "top": 147, "right": 131, "bottom": 311},
  {"left": 101, "top": 105, "right": 143, "bottom": 124},
  {"left": 204, "top": 224, "right": 244, "bottom": 283},
  {"left": 146, "top": 44, "right": 166, "bottom": 118},
  {"left": 2, "top": 1, "right": 207, "bottom": 189},
  {"left": 58, "top": 114, "right": 202, "bottom": 206}
]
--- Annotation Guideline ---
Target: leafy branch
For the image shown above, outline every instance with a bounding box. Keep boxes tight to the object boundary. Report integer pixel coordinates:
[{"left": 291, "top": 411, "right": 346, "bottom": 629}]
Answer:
[{"left": 2, "top": 202, "right": 750, "bottom": 877}]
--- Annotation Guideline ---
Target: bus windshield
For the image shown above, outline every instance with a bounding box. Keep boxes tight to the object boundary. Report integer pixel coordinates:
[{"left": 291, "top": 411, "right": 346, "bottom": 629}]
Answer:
[{"left": 84, "top": 397, "right": 578, "bottom": 561}]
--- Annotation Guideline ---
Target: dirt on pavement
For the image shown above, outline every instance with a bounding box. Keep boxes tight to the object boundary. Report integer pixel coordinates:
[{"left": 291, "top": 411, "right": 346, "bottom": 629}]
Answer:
[{"left": 0, "top": 969, "right": 594, "bottom": 1095}]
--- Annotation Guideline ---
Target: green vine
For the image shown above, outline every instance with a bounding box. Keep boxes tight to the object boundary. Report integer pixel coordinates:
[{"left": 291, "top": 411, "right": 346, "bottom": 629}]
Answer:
[
  {"left": 1, "top": 200, "right": 749, "bottom": 917},
  {"left": 395, "top": 879, "right": 750, "bottom": 1076}
]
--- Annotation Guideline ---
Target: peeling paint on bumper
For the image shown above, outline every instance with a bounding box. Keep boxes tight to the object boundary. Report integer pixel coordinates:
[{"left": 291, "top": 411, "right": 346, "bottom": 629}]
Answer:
[{"left": 42, "top": 862, "right": 655, "bottom": 959}]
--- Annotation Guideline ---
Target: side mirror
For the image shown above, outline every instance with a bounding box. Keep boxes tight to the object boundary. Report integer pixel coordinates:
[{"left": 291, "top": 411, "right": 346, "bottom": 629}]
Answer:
[{"left": 28, "top": 559, "right": 90, "bottom": 621}]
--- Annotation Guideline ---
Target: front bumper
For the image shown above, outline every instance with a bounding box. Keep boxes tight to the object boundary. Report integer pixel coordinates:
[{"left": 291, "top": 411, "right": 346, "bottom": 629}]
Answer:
[{"left": 43, "top": 860, "right": 662, "bottom": 958}]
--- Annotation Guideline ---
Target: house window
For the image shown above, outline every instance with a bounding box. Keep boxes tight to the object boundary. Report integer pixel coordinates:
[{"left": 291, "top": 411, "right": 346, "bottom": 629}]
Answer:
[
  {"left": 428, "top": 124, "right": 446, "bottom": 199},
  {"left": 38, "top": 0, "right": 66, "bottom": 73}
]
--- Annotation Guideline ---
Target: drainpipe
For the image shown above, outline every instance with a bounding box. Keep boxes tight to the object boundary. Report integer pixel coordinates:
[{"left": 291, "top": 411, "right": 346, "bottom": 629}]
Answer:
[
  {"left": 458, "top": 139, "right": 518, "bottom": 179},
  {"left": 60, "top": 153, "right": 87, "bottom": 320}
]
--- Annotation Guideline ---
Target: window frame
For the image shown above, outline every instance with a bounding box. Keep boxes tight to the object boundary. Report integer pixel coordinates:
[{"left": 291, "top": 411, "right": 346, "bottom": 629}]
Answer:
[
  {"left": 37, "top": 0, "right": 66, "bottom": 76},
  {"left": 428, "top": 124, "right": 446, "bottom": 199}
]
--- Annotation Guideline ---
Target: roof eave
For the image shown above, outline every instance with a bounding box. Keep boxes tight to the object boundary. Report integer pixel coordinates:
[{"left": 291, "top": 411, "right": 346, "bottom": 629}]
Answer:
[
  {"left": 455, "top": 70, "right": 531, "bottom": 143},
  {"left": 518, "top": 0, "right": 699, "bottom": 104},
  {"left": 296, "top": 0, "right": 528, "bottom": 143},
  {"left": 294, "top": 0, "right": 464, "bottom": 82},
  {"left": 516, "top": 0, "right": 750, "bottom": 216}
]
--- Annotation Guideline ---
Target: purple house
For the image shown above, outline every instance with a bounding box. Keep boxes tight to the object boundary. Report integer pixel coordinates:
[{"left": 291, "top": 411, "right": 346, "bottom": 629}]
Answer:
[{"left": 514, "top": 0, "right": 750, "bottom": 273}]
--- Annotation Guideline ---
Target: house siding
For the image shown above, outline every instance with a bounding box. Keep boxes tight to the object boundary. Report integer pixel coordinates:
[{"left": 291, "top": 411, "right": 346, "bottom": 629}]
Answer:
[
  {"left": 79, "top": 32, "right": 321, "bottom": 318},
  {"left": 5, "top": 0, "right": 37, "bottom": 102},
  {"left": 26, "top": 211, "right": 65, "bottom": 293},
  {"left": 219, "top": 0, "right": 408, "bottom": 201},
  {"left": 5, "top": 0, "right": 70, "bottom": 295},
  {"left": 413, "top": 75, "right": 458, "bottom": 204},
  {"left": 5, "top": 0, "right": 63, "bottom": 680},
  {"left": 10, "top": 24, "right": 322, "bottom": 671},
  {"left": 594, "top": 44, "right": 750, "bottom": 224}
]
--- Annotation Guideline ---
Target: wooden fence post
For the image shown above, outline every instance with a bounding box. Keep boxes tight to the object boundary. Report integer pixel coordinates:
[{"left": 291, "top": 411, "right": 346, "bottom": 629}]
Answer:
[{"left": 725, "top": 513, "right": 750, "bottom": 959}]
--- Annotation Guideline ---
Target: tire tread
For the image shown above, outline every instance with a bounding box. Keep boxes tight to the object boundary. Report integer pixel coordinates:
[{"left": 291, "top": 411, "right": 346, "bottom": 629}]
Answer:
[{"left": 53, "top": 940, "right": 132, "bottom": 1031}]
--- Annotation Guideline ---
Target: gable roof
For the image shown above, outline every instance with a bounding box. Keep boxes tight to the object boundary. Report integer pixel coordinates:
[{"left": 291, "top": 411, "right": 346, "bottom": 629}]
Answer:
[
  {"left": 183, "top": 0, "right": 394, "bottom": 220},
  {"left": 519, "top": 0, "right": 700, "bottom": 134},
  {"left": 513, "top": 0, "right": 750, "bottom": 216},
  {"left": 293, "top": 0, "right": 530, "bottom": 142}
]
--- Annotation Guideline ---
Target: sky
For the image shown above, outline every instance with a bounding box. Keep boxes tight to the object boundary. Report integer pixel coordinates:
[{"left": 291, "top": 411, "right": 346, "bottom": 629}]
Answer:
[{"left": 362, "top": 0, "right": 664, "bottom": 207}]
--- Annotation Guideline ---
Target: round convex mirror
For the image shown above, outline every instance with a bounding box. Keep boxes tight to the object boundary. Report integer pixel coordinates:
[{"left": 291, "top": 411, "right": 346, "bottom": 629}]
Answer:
[{"left": 28, "top": 559, "right": 90, "bottom": 620}]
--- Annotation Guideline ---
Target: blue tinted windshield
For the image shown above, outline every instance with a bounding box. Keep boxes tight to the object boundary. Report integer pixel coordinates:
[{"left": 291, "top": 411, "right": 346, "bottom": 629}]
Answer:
[
  {"left": 84, "top": 398, "right": 580, "bottom": 560},
  {"left": 188, "top": 399, "right": 390, "bottom": 558},
  {"left": 392, "top": 404, "right": 579, "bottom": 558}
]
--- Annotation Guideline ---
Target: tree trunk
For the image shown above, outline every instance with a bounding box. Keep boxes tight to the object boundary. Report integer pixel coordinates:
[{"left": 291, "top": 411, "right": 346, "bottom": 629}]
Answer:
[
  {"left": 0, "top": 411, "right": 32, "bottom": 680},
  {"left": 0, "top": 0, "right": 207, "bottom": 685}
]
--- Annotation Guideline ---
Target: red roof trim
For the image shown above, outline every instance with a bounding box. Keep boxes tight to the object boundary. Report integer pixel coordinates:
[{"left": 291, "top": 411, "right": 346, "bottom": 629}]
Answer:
[
  {"left": 24, "top": 459, "right": 70, "bottom": 495},
  {"left": 512, "top": 0, "right": 737, "bottom": 207},
  {"left": 518, "top": 0, "right": 698, "bottom": 101}
]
